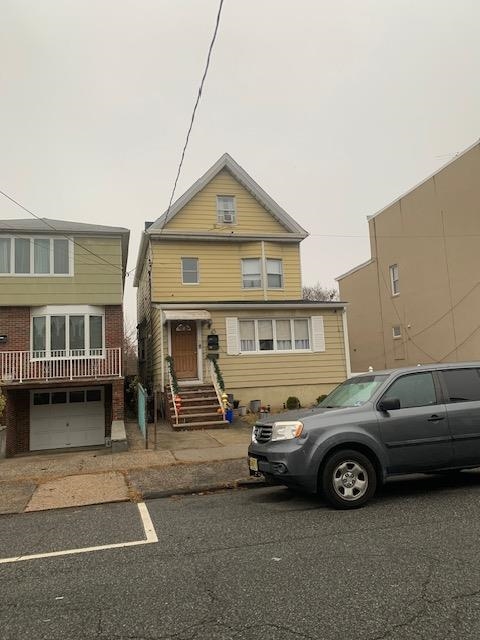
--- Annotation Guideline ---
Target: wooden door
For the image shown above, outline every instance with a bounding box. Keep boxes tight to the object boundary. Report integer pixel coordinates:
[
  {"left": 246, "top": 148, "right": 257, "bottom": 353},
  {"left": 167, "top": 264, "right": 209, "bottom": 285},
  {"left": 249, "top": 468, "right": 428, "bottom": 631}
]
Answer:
[{"left": 170, "top": 321, "right": 198, "bottom": 379}]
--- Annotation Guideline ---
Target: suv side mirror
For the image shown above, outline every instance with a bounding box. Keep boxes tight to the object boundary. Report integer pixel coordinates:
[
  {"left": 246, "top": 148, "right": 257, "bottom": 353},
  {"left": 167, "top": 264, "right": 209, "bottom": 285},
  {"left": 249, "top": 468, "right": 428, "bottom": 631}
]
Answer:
[{"left": 378, "top": 398, "right": 401, "bottom": 412}]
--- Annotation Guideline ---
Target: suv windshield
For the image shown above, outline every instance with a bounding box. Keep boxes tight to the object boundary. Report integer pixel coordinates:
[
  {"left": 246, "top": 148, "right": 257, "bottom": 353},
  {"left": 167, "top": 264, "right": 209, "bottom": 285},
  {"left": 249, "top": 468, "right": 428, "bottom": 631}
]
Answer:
[{"left": 319, "top": 374, "right": 388, "bottom": 408}]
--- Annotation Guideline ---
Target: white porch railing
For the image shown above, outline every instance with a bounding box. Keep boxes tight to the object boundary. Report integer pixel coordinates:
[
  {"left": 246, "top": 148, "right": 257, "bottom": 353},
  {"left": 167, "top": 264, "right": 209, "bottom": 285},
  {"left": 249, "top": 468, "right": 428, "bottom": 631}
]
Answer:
[
  {"left": 167, "top": 367, "right": 179, "bottom": 425},
  {"left": 0, "top": 348, "right": 122, "bottom": 383},
  {"left": 208, "top": 359, "right": 226, "bottom": 418}
]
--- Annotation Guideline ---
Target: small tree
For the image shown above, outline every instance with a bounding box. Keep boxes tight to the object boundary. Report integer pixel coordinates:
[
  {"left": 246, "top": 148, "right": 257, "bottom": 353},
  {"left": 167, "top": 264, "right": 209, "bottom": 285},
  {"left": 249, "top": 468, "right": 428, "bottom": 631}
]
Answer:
[
  {"left": 302, "top": 282, "right": 339, "bottom": 301},
  {"left": 123, "top": 319, "right": 138, "bottom": 376},
  {"left": 0, "top": 389, "right": 6, "bottom": 418}
]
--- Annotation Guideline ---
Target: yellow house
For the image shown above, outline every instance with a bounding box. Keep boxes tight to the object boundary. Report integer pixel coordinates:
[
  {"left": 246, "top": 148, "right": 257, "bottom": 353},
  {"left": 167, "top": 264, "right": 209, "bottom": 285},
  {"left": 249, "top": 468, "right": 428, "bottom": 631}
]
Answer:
[
  {"left": 337, "top": 139, "right": 480, "bottom": 372},
  {"left": 134, "top": 154, "right": 350, "bottom": 426}
]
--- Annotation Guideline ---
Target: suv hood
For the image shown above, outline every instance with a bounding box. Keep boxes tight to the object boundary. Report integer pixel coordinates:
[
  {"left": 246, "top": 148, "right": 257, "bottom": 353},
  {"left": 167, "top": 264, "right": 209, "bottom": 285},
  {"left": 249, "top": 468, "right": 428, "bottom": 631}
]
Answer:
[{"left": 256, "top": 404, "right": 368, "bottom": 428}]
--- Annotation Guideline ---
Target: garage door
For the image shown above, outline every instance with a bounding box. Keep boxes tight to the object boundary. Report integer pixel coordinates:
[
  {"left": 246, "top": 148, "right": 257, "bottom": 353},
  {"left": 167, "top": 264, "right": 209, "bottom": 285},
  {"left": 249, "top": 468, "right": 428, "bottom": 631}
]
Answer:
[{"left": 30, "top": 387, "right": 105, "bottom": 451}]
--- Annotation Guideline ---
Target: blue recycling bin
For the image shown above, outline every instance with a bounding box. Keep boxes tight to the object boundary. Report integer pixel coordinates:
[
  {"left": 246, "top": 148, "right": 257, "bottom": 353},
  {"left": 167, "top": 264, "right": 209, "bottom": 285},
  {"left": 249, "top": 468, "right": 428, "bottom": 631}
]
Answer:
[{"left": 225, "top": 408, "right": 234, "bottom": 424}]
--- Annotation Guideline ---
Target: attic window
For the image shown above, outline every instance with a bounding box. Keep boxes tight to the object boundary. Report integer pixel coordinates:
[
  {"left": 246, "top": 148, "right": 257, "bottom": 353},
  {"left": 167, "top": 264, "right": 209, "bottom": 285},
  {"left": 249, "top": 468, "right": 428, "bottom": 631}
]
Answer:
[{"left": 217, "top": 196, "right": 236, "bottom": 224}]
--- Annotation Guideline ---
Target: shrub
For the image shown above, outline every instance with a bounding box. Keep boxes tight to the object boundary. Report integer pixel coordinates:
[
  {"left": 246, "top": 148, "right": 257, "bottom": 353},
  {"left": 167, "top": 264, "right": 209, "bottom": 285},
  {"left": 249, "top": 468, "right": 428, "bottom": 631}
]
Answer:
[
  {"left": 316, "top": 394, "right": 328, "bottom": 405},
  {"left": 286, "top": 396, "right": 301, "bottom": 410},
  {"left": 0, "top": 389, "right": 6, "bottom": 417}
]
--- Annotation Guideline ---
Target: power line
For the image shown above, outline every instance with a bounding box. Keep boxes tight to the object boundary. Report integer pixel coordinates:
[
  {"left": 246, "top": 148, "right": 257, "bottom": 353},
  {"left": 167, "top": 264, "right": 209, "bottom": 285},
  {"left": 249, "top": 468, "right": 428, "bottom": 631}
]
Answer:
[
  {"left": 159, "top": 0, "right": 225, "bottom": 232},
  {"left": 0, "top": 188, "right": 131, "bottom": 275}
]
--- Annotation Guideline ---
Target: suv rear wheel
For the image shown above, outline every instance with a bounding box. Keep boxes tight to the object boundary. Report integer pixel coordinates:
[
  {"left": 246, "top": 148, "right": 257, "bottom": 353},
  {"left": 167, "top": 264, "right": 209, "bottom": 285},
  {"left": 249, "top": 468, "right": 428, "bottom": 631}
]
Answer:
[{"left": 321, "top": 449, "right": 377, "bottom": 509}]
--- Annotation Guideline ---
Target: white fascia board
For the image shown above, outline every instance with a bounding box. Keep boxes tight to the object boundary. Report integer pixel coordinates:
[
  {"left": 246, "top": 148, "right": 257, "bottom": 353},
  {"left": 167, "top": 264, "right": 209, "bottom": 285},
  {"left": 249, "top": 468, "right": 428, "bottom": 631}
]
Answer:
[
  {"left": 148, "top": 153, "right": 309, "bottom": 237},
  {"left": 153, "top": 302, "right": 347, "bottom": 311},
  {"left": 148, "top": 231, "right": 305, "bottom": 243},
  {"left": 133, "top": 233, "right": 149, "bottom": 287}
]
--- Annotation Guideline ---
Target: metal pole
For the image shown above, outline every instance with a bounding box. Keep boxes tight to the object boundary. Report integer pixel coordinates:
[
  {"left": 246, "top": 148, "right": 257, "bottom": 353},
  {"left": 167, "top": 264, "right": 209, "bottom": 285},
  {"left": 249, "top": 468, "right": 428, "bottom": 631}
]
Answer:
[{"left": 153, "top": 389, "right": 158, "bottom": 450}]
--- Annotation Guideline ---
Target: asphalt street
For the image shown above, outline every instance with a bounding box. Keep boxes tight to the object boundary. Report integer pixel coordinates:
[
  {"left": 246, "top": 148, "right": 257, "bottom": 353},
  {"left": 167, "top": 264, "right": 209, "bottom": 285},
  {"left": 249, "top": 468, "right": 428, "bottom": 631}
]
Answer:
[{"left": 2, "top": 472, "right": 480, "bottom": 639}]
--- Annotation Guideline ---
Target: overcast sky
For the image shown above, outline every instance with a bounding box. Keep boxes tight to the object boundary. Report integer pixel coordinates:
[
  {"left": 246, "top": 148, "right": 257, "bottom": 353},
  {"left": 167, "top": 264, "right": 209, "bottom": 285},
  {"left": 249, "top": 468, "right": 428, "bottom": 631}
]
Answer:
[{"left": 1, "top": 0, "right": 479, "bottom": 323}]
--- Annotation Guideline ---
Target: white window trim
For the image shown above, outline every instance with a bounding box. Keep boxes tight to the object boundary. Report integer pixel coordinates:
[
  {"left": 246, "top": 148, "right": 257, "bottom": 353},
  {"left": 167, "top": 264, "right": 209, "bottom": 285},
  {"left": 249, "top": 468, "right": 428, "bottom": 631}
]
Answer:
[
  {"left": 266, "top": 258, "right": 284, "bottom": 290},
  {"left": 216, "top": 195, "right": 236, "bottom": 225},
  {"left": 241, "top": 258, "right": 263, "bottom": 290},
  {"left": 238, "top": 318, "right": 312, "bottom": 354},
  {"left": 181, "top": 257, "right": 200, "bottom": 285},
  {"left": 389, "top": 263, "right": 400, "bottom": 296},
  {"left": 0, "top": 235, "right": 74, "bottom": 277},
  {"left": 241, "top": 256, "right": 284, "bottom": 290},
  {"left": 30, "top": 305, "right": 105, "bottom": 360}
]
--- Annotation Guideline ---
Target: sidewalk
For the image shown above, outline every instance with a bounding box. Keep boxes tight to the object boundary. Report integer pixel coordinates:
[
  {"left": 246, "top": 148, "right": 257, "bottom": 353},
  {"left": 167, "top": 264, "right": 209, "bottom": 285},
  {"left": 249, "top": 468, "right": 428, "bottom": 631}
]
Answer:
[{"left": 0, "top": 418, "right": 261, "bottom": 515}]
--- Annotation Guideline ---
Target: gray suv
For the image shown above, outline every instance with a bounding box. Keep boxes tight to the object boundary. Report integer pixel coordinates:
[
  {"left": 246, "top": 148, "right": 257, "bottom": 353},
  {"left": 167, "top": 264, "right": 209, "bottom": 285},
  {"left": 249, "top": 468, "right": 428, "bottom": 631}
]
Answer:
[{"left": 248, "top": 363, "right": 480, "bottom": 509}]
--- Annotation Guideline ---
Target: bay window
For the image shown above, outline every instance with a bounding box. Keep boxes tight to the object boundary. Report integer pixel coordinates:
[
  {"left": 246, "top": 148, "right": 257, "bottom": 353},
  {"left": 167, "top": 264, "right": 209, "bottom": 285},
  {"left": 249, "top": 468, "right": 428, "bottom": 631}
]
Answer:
[
  {"left": 239, "top": 318, "right": 311, "bottom": 353},
  {"left": 0, "top": 236, "right": 72, "bottom": 275},
  {"left": 31, "top": 306, "right": 105, "bottom": 358}
]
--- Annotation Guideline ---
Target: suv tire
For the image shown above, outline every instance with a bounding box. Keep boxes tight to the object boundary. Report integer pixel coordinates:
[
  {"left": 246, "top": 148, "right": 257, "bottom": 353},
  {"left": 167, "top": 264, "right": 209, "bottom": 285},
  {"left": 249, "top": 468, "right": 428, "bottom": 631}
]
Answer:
[{"left": 321, "top": 449, "right": 377, "bottom": 509}]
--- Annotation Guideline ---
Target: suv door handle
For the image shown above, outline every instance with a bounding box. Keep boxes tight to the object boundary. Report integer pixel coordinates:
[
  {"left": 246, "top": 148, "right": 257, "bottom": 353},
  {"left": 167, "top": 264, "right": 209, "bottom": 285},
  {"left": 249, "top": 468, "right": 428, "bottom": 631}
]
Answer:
[{"left": 427, "top": 414, "right": 445, "bottom": 422}]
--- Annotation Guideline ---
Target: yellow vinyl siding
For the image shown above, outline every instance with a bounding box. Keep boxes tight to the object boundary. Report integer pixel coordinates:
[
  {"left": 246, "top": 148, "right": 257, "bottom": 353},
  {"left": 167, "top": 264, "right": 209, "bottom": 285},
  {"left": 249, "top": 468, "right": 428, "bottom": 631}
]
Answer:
[
  {"left": 0, "top": 236, "right": 123, "bottom": 306},
  {"left": 209, "top": 309, "right": 347, "bottom": 407},
  {"left": 164, "top": 170, "right": 289, "bottom": 234},
  {"left": 152, "top": 307, "right": 347, "bottom": 408},
  {"left": 151, "top": 240, "right": 302, "bottom": 301}
]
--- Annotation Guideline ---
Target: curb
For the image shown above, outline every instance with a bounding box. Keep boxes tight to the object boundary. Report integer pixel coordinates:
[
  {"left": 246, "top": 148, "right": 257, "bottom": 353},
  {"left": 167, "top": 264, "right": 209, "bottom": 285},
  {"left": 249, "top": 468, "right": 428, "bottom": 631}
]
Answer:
[{"left": 142, "top": 477, "right": 267, "bottom": 501}]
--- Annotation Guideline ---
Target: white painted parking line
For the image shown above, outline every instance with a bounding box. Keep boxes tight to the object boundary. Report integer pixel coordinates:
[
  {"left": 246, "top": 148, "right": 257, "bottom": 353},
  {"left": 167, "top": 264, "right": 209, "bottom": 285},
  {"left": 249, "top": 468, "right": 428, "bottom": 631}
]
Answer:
[{"left": 0, "top": 502, "right": 158, "bottom": 565}]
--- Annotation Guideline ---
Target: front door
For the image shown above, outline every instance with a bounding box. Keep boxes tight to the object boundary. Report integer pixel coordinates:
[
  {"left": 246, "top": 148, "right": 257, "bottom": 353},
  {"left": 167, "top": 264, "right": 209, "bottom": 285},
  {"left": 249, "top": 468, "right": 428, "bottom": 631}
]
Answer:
[{"left": 170, "top": 321, "right": 198, "bottom": 380}]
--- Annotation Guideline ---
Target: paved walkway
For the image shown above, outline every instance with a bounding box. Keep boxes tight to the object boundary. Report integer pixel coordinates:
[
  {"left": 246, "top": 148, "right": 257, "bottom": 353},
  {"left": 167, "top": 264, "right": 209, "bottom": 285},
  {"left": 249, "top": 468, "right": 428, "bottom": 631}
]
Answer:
[{"left": 0, "top": 419, "right": 258, "bottom": 514}]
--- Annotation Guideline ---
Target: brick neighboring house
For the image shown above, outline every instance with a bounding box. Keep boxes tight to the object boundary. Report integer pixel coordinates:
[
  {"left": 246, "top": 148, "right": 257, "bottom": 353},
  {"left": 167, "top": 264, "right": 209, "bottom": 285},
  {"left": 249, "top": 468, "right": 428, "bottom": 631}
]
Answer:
[{"left": 0, "top": 219, "right": 129, "bottom": 457}]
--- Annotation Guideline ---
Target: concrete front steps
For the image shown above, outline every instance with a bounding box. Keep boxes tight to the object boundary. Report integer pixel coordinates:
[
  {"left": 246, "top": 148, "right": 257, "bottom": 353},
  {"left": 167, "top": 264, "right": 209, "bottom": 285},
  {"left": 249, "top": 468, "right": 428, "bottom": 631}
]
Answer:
[{"left": 166, "top": 384, "right": 229, "bottom": 431}]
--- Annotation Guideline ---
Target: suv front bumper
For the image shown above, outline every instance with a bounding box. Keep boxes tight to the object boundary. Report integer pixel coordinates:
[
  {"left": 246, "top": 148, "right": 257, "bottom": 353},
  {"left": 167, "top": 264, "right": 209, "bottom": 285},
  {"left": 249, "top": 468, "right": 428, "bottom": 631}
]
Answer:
[{"left": 248, "top": 440, "right": 316, "bottom": 493}]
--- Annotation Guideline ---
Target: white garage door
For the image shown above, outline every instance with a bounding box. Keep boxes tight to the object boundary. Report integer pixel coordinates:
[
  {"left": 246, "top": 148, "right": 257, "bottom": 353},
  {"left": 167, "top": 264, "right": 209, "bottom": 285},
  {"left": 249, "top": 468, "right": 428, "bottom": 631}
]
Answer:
[{"left": 30, "top": 387, "right": 105, "bottom": 451}]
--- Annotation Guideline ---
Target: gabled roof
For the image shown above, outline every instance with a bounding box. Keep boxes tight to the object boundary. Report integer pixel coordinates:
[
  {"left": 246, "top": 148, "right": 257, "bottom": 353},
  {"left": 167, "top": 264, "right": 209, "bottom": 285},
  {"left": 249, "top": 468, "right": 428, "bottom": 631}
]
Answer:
[
  {"left": 134, "top": 154, "right": 308, "bottom": 285},
  {"left": 148, "top": 153, "right": 308, "bottom": 236}
]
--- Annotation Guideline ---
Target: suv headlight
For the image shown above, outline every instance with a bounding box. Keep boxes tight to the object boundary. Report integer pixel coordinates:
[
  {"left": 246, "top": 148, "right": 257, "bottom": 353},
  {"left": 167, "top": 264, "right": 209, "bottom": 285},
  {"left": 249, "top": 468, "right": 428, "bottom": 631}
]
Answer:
[{"left": 271, "top": 421, "right": 304, "bottom": 442}]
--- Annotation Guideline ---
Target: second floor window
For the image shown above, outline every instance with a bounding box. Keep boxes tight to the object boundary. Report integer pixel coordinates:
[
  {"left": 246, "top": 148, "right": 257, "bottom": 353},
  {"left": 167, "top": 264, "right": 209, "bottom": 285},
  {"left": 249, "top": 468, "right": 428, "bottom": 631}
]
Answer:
[
  {"left": 217, "top": 196, "right": 236, "bottom": 224},
  {"left": 266, "top": 258, "right": 283, "bottom": 288},
  {"left": 181, "top": 257, "right": 199, "bottom": 284},
  {"left": 242, "top": 257, "right": 284, "bottom": 289},
  {"left": 0, "top": 236, "right": 72, "bottom": 276},
  {"left": 389, "top": 263, "right": 399, "bottom": 295},
  {"left": 32, "top": 307, "right": 104, "bottom": 358},
  {"left": 242, "top": 258, "right": 262, "bottom": 288}
]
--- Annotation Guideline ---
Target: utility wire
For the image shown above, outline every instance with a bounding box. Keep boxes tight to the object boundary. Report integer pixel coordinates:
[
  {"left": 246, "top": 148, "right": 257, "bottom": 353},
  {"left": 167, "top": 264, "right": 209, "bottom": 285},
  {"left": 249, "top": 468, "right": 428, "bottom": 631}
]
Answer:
[
  {"left": 159, "top": 0, "right": 224, "bottom": 232},
  {"left": 0, "top": 188, "right": 132, "bottom": 275}
]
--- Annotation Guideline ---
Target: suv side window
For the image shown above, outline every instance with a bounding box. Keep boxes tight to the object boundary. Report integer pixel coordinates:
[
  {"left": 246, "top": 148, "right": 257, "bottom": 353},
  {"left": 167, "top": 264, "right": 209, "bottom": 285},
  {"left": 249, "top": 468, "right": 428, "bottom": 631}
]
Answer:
[
  {"left": 442, "top": 368, "right": 480, "bottom": 402},
  {"left": 381, "top": 372, "right": 437, "bottom": 409}
]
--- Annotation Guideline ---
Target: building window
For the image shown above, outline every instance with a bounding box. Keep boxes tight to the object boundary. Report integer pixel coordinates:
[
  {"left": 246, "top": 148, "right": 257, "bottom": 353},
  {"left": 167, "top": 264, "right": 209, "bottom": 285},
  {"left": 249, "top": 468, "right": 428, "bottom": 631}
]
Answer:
[
  {"left": 181, "top": 257, "right": 199, "bottom": 284},
  {"left": 216, "top": 196, "right": 236, "bottom": 224},
  {"left": 266, "top": 258, "right": 283, "bottom": 288},
  {"left": 31, "top": 306, "right": 104, "bottom": 358},
  {"left": 392, "top": 325, "right": 402, "bottom": 339},
  {"left": 389, "top": 264, "right": 399, "bottom": 295},
  {"left": 239, "top": 318, "right": 311, "bottom": 353},
  {"left": 242, "top": 258, "right": 262, "bottom": 288},
  {"left": 0, "top": 236, "right": 73, "bottom": 276}
]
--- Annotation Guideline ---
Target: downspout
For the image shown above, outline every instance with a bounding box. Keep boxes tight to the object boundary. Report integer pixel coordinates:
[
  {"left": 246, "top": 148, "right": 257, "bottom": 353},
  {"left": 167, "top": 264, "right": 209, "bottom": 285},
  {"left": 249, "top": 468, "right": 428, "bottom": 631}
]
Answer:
[
  {"left": 261, "top": 241, "right": 267, "bottom": 301},
  {"left": 341, "top": 307, "right": 352, "bottom": 377},
  {"left": 372, "top": 219, "right": 388, "bottom": 369},
  {"left": 160, "top": 307, "right": 165, "bottom": 392}
]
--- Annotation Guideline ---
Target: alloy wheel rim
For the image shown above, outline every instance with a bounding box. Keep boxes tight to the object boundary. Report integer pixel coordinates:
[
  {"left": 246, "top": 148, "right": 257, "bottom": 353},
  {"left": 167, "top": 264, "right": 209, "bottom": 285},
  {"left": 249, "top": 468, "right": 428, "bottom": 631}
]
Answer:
[{"left": 332, "top": 460, "right": 368, "bottom": 501}]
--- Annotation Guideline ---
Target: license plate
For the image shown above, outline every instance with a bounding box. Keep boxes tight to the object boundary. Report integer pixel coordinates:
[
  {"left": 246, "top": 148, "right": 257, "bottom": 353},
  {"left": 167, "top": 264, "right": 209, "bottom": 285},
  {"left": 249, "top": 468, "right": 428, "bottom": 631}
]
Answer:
[{"left": 249, "top": 457, "right": 258, "bottom": 472}]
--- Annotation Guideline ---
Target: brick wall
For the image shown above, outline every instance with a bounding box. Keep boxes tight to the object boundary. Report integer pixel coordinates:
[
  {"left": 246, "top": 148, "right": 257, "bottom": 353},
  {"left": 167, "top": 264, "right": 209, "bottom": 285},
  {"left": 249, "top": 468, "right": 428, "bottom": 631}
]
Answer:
[
  {"left": 105, "top": 306, "right": 123, "bottom": 349},
  {"left": 5, "top": 388, "right": 29, "bottom": 456},
  {"left": 0, "top": 307, "right": 30, "bottom": 352}
]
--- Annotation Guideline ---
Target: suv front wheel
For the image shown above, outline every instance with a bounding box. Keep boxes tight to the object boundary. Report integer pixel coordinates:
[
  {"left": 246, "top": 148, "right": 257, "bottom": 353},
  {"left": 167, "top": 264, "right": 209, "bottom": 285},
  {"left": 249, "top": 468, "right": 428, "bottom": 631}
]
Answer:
[{"left": 321, "top": 449, "right": 377, "bottom": 509}]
